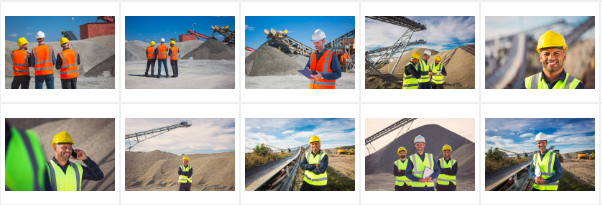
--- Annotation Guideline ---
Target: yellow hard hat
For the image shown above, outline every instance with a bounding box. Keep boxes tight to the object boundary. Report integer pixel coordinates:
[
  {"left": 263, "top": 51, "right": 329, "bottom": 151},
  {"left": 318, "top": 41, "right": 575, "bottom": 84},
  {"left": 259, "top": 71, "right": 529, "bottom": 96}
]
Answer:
[
  {"left": 309, "top": 135, "right": 321, "bottom": 143},
  {"left": 225, "top": 25, "right": 229, "bottom": 29},
  {"left": 397, "top": 146, "right": 407, "bottom": 153},
  {"left": 442, "top": 144, "right": 452, "bottom": 152},
  {"left": 283, "top": 29, "right": 288, "bottom": 34},
  {"left": 17, "top": 37, "right": 28, "bottom": 46},
  {"left": 411, "top": 52, "right": 421, "bottom": 59},
  {"left": 60, "top": 37, "right": 69, "bottom": 45},
  {"left": 537, "top": 30, "right": 568, "bottom": 53},
  {"left": 435, "top": 56, "right": 441, "bottom": 61},
  {"left": 170, "top": 41, "right": 176, "bottom": 45},
  {"left": 52, "top": 131, "right": 74, "bottom": 147},
  {"left": 150, "top": 41, "right": 155, "bottom": 46},
  {"left": 182, "top": 156, "right": 189, "bottom": 161}
]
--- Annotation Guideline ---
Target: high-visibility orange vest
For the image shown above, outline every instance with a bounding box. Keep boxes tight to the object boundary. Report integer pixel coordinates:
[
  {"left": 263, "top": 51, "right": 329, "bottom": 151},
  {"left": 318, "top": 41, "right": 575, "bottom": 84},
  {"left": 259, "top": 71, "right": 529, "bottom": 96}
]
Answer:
[
  {"left": 170, "top": 47, "right": 179, "bottom": 61},
  {"left": 57, "top": 49, "right": 79, "bottom": 79},
  {"left": 32, "top": 45, "right": 54, "bottom": 76},
  {"left": 340, "top": 53, "right": 349, "bottom": 66},
  {"left": 309, "top": 49, "right": 336, "bottom": 89},
  {"left": 157, "top": 45, "right": 167, "bottom": 59},
  {"left": 147, "top": 47, "right": 156, "bottom": 59},
  {"left": 11, "top": 50, "right": 29, "bottom": 76}
]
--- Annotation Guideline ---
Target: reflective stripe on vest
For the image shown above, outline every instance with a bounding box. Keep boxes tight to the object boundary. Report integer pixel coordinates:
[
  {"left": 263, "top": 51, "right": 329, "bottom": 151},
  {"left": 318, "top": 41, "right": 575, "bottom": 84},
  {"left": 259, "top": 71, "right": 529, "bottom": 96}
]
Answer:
[
  {"left": 533, "top": 151, "right": 559, "bottom": 190},
  {"left": 47, "top": 160, "right": 83, "bottom": 191},
  {"left": 309, "top": 49, "right": 336, "bottom": 89},
  {"left": 179, "top": 165, "right": 192, "bottom": 183},
  {"left": 170, "top": 47, "right": 179, "bottom": 61},
  {"left": 33, "top": 45, "right": 54, "bottom": 75},
  {"left": 58, "top": 49, "right": 79, "bottom": 79},
  {"left": 410, "top": 153, "right": 435, "bottom": 187},
  {"left": 431, "top": 63, "right": 444, "bottom": 84},
  {"left": 12, "top": 50, "right": 30, "bottom": 76},
  {"left": 147, "top": 47, "right": 156, "bottom": 59},
  {"left": 5, "top": 127, "right": 47, "bottom": 191},
  {"left": 158, "top": 45, "right": 168, "bottom": 59},
  {"left": 437, "top": 158, "right": 456, "bottom": 185},
  {"left": 403, "top": 62, "right": 419, "bottom": 89},
  {"left": 525, "top": 72, "right": 580, "bottom": 89},
  {"left": 303, "top": 151, "right": 328, "bottom": 186},
  {"left": 394, "top": 159, "right": 412, "bottom": 186},
  {"left": 417, "top": 59, "right": 431, "bottom": 83}
]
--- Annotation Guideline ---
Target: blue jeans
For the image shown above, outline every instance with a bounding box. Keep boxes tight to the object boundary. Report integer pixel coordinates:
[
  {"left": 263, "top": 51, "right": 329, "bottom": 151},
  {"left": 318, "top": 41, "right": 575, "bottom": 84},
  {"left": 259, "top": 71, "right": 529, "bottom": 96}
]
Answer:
[
  {"left": 35, "top": 74, "right": 54, "bottom": 89},
  {"left": 419, "top": 82, "right": 431, "bottom": 89},
  {"left": 157, "top": 59, "right": 169, "bottom": 76}
]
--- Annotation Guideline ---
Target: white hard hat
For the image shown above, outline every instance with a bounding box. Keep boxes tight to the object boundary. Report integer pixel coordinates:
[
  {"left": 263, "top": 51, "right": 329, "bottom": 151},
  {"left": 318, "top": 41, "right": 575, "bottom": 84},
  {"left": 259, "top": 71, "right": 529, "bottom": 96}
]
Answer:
[
  {"left": 311, "top": 29, "right": 326, "bottom": 42},
  {"left": 535, "top": 132, "right": 548, "bottom": 141},
  {"left": 36, "top": 31, "right": 45, "bottom": 39},
  {"left": 424, "top": 50, "right": 431, "bottom": 56},
  {"left": 161, "top": 38, "right": 165, "bottom": 42},
  {"left": 414, "top": 135, "right": 426, "bottom": 143}
]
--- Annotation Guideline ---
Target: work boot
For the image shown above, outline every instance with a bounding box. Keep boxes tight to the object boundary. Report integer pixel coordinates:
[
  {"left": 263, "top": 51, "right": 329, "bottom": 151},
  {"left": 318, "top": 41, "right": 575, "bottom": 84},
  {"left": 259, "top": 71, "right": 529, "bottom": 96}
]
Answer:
[
  {"left": 151, "top": 74, "right": 155, "bottom": 78},
  {"left": 144, "top": 73, "right": 148, "bottom": 77},
  {"left": 156, "top": 75, "right": 161, "bottom": 78},
  {"left": 171, "top": 75, "right": 177, "bottom": 77}
]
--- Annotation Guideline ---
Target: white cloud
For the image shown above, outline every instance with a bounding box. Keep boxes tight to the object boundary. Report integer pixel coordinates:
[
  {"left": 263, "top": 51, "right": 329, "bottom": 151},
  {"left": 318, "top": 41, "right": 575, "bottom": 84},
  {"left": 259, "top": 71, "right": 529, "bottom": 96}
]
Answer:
[
  {"left": 9, "top": 34, "right": 17, "bottom": 37},
  {"left": 25, "top": 33, "right": 33, "bottom": 35},
  {"left": 282, "top": 130, "right": 294, "bottom": 134},
  {"left": 519, "top": 133, "right": 534, "bottom": 138},
  {"left": 245, "top": 24, "right": 255, "bottom": 31}
]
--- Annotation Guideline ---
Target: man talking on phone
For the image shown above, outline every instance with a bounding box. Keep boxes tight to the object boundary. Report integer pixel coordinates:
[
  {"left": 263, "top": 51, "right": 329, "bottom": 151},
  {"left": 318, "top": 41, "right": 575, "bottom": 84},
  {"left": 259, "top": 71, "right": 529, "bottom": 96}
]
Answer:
[{"left": 46, "top": 131, "right": 104, "bottom": 191}]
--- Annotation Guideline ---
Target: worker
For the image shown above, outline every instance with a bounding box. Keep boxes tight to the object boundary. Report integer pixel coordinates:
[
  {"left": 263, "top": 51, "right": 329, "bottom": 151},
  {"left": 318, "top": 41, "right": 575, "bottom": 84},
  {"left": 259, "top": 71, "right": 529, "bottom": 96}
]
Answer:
[
  {"left": 518, "top": 30, "right": 584, "bottom": 89},
  {"left": 178, "top": 156, "right": 193, "bottom": 191},
  {"left": 47, "top": 131, "right": 104, "bottom": 191},
  {"left": 340, "top": 52, "right": 350, "bottom": 68},
  {"left": 155, "top": 38, "right": 169, "bottom": 78},
  {"left": 145, "top": 41, "right": 156, "bottom": 77},
  {"left": 55, "top": 37, "right": 80, "bottom": 89},
  {"left": 30, "top": 31, "right": 55, "bottom": 89},
  {"left": 405, "top": 135, "right": 440, "bottom": 191},
  {"left": 415, "top": 50, "right": 433, "bottom": 89},
  {"left": 436, "top": 144, "right": 457, "bottom": 191},
  {"left": 529, "top": 132, "right": 563, "bottom": 191},
  {"left": 393, "top": 146, "right": 412, "bottom": 191},
  {"left": 300, "top": 135, "right": 328, "bottom": 191},
  {"left": 11, "top": 37, "right": 31, "bottom": 89},
  {"left": 5, "top": 121, "right": 51, "bottom": 191},
  {"left": 430, "top": 56, "right": 447, "bottom": 89},
  {"left": 403, "top": 52, "right": 422, "bottom": 89},
  {"left": 168, "top": 41, "right": 179, "bottom": 78},
  {"left": 304, "top": 29, "right": 342, "bottom": 89}
]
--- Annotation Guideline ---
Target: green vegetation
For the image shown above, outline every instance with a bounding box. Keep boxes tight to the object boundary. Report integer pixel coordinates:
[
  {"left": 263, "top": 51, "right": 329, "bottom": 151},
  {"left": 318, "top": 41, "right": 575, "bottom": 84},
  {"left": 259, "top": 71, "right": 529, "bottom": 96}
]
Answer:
[
  {"left": 558, "top": 171, "right": 595, "bottom": 191},
  {"left": 325, "top": 167, "right": 354, "bottom": 191},
  {"left": 485, "top": 148, "right": 529, "bottom": 173},
  {"left": 245, "top": 144, "right": 291, "bottom": 170}
]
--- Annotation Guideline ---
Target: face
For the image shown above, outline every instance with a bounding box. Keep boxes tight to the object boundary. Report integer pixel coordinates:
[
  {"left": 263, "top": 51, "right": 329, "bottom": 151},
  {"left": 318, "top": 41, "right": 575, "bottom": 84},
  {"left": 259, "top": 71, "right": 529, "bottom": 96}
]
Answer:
[
  {"left": 540, "top": 48, "right": 566, "bottom": 73},
  {"left": 412, "top": 58, "right": 419, "bottom": 64},
  {"left": 415, "top": 142, "right": 425, "bottom": 153},
  {"left": 423, "top": 54, "right": 430, "bottom": 60},
  {"left": 171, "top": 44, "right": 175, "bottom": 47},
  {"left": 398, "top": 151, "right": 407, "bottom": 159},
  {"left": 313, "top": 39, "right": 325, "bottom": 51},
  {"left": 54, "top": 143, "right": 73, "bottom": 161},
  {"left": 443, "top": 150, "right": 452, "bottom": 158},
  {"left": 537, "top": 140, "right": 548, "bottom": 152},
  {"left": 22, "top": 44, "right": 28, "bottom": 50},
  {"left": 435, "top": 60, "right": 440, "bottom": 64},
  {"left": 183, "top": 160, "right": 189, "bottom": 166},
  {"left": 310, "top": 141, "right": 321, "bottom": 152}
]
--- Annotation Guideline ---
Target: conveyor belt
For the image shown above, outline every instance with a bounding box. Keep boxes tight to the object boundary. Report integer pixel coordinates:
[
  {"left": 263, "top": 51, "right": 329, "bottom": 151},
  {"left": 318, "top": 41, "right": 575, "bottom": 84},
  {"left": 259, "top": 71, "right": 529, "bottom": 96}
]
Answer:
[
  {"left": 245, "top": 148, "right": 301, "bottom": 191},
  {"left": 485, "top": 159, "right": 531, "bottom": 191}
]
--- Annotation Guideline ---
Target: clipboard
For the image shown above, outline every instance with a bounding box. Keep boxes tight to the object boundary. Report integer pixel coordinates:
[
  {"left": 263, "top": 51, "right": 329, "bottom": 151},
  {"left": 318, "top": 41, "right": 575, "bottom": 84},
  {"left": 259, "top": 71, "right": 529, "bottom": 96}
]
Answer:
[
  {"left": 423, "top": 167, "right": 434, "bottom": 178},
  {"left": 298, "top": 69, "right": 316, "bottom": 79}
]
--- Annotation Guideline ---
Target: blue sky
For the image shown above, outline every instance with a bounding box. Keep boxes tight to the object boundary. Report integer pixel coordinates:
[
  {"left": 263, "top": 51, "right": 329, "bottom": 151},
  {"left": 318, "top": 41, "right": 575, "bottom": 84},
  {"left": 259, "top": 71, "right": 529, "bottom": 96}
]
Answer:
[
  {"left": 245, "top": 118, "right": 355, "bottom": 151},
  {"left": 125, "top": 118, "right": 235, "bottom": 155},
  {"left": 126, "top": 16, "right": 234, "bottom": 42},
  {"left": 245, "top": 16, "right": 355, "bottom": 50},
  {"left": 365, "top": 16, "right": 475, "bottom": 56},
  {"left": 5, "top": 16, "right": 101, "bottom": 42},
  {"left": 485, "top": 118, "right": 595, "bottom": 154},
  {"left": 485, "top": 16, "right": 593, "bottom": 41}
]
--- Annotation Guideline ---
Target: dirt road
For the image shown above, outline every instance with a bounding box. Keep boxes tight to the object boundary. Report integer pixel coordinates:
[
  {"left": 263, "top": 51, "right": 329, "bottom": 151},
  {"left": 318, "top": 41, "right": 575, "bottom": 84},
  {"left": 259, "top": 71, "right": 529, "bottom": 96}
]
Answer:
[
  {"left": 328, "top": 155, "right": 355, "bottom": 180},
  {"left": 560, "top": 158, "right": 595, "bottom": 186}
]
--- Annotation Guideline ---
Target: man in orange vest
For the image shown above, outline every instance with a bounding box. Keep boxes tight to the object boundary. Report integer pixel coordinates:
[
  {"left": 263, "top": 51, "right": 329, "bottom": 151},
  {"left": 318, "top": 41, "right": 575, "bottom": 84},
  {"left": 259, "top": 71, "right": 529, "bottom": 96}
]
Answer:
[
  {"left": 145, "top": 41, "right": 156, "bottom": 77},
  {"left": 11, "top": 37, "right": 31, "bottom": 89},
  {"left": 168, "top": 41, "right": 179, "bottom": 77},
  {"left": 55, "top": 38, "right": 80, "bottom": 89},
  {"left": 29, "top": 31, "right": 55, "bottom": 89},
  {"left": 305, "top": 29, "right": 342, "bottom": 89},
  {"left": 155, "top": 38, "right": 169, "bottom": 78}
]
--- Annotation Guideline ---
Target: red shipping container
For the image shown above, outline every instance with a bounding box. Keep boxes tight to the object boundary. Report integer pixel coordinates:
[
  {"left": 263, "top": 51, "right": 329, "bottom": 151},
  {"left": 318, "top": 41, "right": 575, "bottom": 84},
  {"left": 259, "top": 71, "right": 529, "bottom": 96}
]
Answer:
[
  {"left": 179, "top": 34, "right": 197, "bottom": 42},
  {"left": 79, "top": 23, "right": 115, "bottom": 39}
]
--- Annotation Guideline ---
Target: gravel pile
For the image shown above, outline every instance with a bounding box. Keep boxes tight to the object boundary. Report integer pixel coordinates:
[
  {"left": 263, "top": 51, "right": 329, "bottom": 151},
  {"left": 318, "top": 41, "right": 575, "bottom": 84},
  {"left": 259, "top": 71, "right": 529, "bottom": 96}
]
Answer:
[
  {"left": 245, "top": 50, "right": 253, "bottom": 57},
  {"left": 124, "top": 40, "right": 151, "bottom": 62},
  {"left": 290, "top": 55, "right": 309, "bottom": 67},
  {"left": 182, "top": 39, "right": 234, "bottom": 60},
  {"left": 245, "top": 44, "right": 302, "bottom": 76},
  {"left": 85, "top": 54, "right": 115, "bottom": 77},
  {"left": 85, "top": 35, "right": 115, "bottom": 50}
]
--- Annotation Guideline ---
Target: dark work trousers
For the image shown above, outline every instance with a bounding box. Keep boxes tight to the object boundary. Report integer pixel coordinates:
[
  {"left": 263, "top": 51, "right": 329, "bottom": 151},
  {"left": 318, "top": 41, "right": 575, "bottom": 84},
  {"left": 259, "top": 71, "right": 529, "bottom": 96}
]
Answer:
[
  {"left": 145, "top": 59, "right": 156, "bottom": 76},
  {"left": 432, "top": 83, "right": 444, "bottom": 89},
  {"left": 300, "top": 181, "right": 326, "bottom": 191},
  {"left": 395, "top": 184, "right": 413, "bottom": 191},
  {"left": 11, "top": 75, "right": 31, "bottom": 89},
  {"left": 436, "top": 183, "right": 456, "bottom": 191},
  {"left": 419, "top": 82, "right": 432, "bottom": 89},
  {"left": 60, "top": 78, "right": 77, "bottom": 89},
  {"left": 178, "top": 182, "right": 191, "bottom": 191},
  {"left": 170, "top": 60, "right": 178, "bottom": 76}
]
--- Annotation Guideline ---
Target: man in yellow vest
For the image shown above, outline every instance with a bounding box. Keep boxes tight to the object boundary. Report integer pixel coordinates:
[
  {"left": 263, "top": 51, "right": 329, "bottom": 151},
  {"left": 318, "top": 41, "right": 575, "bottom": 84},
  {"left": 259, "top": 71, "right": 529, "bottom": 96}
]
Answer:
[
  {"left": 305, "top": 29, "right": 342, "bottom": 89},
  {"left": 518, "top": 30, "right": 584, "bottom": 89},
  {"left": 145, "top": 41, "right": 156, "bottom": 77},
  {"left": 405, "top": 135, "right": 440, "bottom": 191},
  {"left": 529, "top": 132, "right": 563, "bottom": 191},
  {"left": 178, "top": 156, "right": 193, "bottom": 191},
  {"left": 415, "top": 50, "right": 433, "bottom": 89},
  {"left": 47, "top": 131, "right": 104, "bottom": 191},
  {"left": 403, "top": 52, "right": 422, "bottom": 89},
  {"left": 11, "top": 37, "right": 31, "bottom": 89},
  {"left": 56, "top": 38, "right": 80, "bottom": 89},
  {"left": 168, "top": 41, "right": 179, "bottom": 77},
  {"left": 430, "top": 56, "right": 447, "bottom": 89},
  {"left": 436, "top": 144, "right": 457, "bottom": 191},
  {"left": 300, "top": 135, "right": 328, "bottom": 191},
  {"left": 393, "top": 146, "right": 412, "bottom": 191},
  {"left": 5, "top": 121, "right": 51, "bottom": 190}
]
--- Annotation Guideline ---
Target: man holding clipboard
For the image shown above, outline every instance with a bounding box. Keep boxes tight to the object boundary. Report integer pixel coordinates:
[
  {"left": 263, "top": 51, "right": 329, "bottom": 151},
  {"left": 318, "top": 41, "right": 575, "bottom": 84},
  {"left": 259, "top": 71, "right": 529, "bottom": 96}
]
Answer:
[
  {"left": 405, "top": 135, "right": 440, "bottom": 191},
  {"left": 300, "top": 29, "right": 342, "bottom": 89}
]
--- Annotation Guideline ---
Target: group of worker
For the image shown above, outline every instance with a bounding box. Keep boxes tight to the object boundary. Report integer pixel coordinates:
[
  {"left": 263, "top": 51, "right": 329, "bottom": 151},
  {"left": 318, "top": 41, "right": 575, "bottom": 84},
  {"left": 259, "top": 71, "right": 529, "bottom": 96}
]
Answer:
[
  {"left": 11, "top": 31, "right": 81, "bottom": 89},
  {"left": 5, "top": 124, "right": 105, "bottom": 191},
  {"left": 402, "top": 50, "right": 447, "bottom": 89},
  {"left": 393, "top": 135, "right": 457, "bottom": 191},
  {"left": 145, "top": 38, "right": 179, "bottom": 78}
]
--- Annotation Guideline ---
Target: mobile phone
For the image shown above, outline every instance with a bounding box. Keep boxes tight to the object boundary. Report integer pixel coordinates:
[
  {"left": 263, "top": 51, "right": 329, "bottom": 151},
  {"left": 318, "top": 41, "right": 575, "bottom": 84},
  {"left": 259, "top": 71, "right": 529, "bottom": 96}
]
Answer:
[{"left": 71, "top": 150, "right": 78, "bottom": 159}]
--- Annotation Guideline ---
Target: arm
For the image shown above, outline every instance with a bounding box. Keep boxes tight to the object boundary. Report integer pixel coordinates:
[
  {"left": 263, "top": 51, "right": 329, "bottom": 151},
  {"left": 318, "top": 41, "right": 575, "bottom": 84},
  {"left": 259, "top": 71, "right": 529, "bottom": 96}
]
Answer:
[
  {"left": 405, "top": 159, "right": 421, "bottom": 181},
  {"left": 168, "top": 48, "right": 172, "bottom": 56},
  {"left": 51, "top": 47, "right": 55, "bottom": 66},
  {"left": 322, "top": 54, "right": 342, "bottom": 80},
  {"left": 299, "top": 154, "right": 316, "bottom": 170},
  {"left": 575, "top": 82, "right": 585, "bottom": 89},
  {"left": 545, "top": 154, "right": 564, "bottom": 183},
  {"left": 305, "top": 58, "right": 311, "bottom": 70},
  {"left": 188, "top": 167, "right": 193, "bottom": 178},
  {"left": 406, "top": 64, "right": 421, "bottom": 79},
  {"left": 430, "top": 158, "right": 441, "bottom": 179},
  {"left": 311, "top": 154, "right": 328, "bottom": 174},
  {"left": 517, "top": 79, "right": 527, "bottom": 89},
  {"left": 77, "top": 52, "right": 81, "bottom": 65},
  {"left": 441, "top": 65, "right": 447, "bottom": 76},
  {"left": 393, "top": 163, "right": 404, "bottom": 177},
  {"left": 81, "top": 157, "right": 104, "bottom": 181},
  {"left": 437, "top": 160, "right": 446, "bottom": 175},
  {"left": 528, "top": 158, "right": 536, "bottom": 179},
  {"left": 450, "top": 161, "right": 458, "bottom": 175},
  {"left": 29, "top": 52, "right": 35, "bottom": 68},
  {"left": 55, "top": 54, "right": 62, "bottom": 70},
  {"left": 178, "top": 166, "right": 183, "bottom": 175}
]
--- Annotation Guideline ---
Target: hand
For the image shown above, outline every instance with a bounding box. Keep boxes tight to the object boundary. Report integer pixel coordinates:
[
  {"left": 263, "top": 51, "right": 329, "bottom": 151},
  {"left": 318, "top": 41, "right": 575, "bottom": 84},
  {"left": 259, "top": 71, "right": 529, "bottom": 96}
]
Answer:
[
  {"left": 305, "top": 67, "right": 310, "bottom": 70},
  {"left": 535, "top": 177, "right": 546, "bottom": 184},
  {"left": 310, "top": 72, "right": 323, "bottom": 79},
  {"left": 425, "top": 177, "right": 432, "bottom": 182},
  {"left": 72, "top": 149, "right": 88, "bottom": 160},
  {"left": 428, "top": 72, "right": 433, "bottom": 75},
  {"left": 419, "top": 179, "right": 426, "bottom": 182}
]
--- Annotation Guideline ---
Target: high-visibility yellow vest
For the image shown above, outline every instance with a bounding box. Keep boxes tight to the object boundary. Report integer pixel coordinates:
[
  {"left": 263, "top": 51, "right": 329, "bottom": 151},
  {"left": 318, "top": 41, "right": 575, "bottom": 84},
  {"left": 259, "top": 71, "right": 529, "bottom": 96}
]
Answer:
[
  {"left": 5, "top": 127, "right": 47, "bottom": 191},
  {"left": 409, "top": 153, "right": 435, "bottom": 188},
  {"left": 394, "top": 159, "right": 412, "bottom": 186},
  {"left": 533, "top": 151, "right": 559, "bottom": 191},
  {"left": 437, "top": 158, "right": 456, "bottom": 185},
  {"left": 417, "top": 59, "right": 431, "bottom": 83},
  {"left": 303, "top": 151, "right": 328, "bottom": 186},
  {"left": 179, "top": 165, "right": 192, "bottom": 183},
  {"left": 403, "top": 62, "right": 419, "bottom": 89},
  {"left": 46, "top": 160, "right": 83, "bottom": 191},
  {"left": 525, "top": 72, "right": 580, "bottom": 89},
  {"left": 431, "top": 63, "right": 444, "bottom": 84}
]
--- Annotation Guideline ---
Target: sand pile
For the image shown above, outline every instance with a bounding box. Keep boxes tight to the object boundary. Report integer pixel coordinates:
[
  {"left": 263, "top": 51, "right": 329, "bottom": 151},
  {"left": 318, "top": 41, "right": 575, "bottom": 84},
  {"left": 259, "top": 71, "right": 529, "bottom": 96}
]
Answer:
[
  {"left": 564, "top": 39, "right": 595, "bottom": 88},
  {"left": 125, "top": 40, "right": 204, "bottom": 62},
  {"left": 85, "top": 54, "right": 115, "bottom": 77},
  {"left": 7, "top": 118, "right": 116, "bottom": 191},
  {"left": 245, "top": 44, "right": 302, "bottom": 76},
  {"left": 182, "top": 39, "right": 234, "bottom": 60},
  {"left": 125, "top": 150, "right": 235, "bottom": 191},
  {"left": 290, "top": 55, "right": 309, "bottom": 67}
]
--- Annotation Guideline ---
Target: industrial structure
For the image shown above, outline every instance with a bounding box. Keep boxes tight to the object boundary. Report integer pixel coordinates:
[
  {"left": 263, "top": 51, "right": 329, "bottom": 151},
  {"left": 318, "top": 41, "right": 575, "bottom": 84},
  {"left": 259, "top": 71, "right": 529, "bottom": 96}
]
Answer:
[
  {"left": 61, "top": 16, "right": 115, "bottom": 41},
  {"left": 245, "top": 145, "right": 307, "bottom": 191},
  {"left": 125, "top": 120, "right": 192, "bottom": 151},
  {"left": 263, "top": 28, "right": 314, "bottom": 57},
  {"left": 178, "top": 25, "right": 235, "bottom": 45},
  {"left": 365, "top": 118, "right": 416, "bottom": 155}
]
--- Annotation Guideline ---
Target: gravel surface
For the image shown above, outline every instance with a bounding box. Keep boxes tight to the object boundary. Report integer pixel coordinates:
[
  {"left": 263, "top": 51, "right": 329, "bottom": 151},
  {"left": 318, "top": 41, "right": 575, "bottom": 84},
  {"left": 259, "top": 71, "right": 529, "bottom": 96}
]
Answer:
[
  {"left": 245, "top": 72, "right": 355, "bottom": 89},
  {"left": 559, "top": 158, "right": 595, "bottom": 186},
  {"left": 125, "top": 59, "right": 235, "bottom": 89},
  {"left": 4, "top": 76, "right": 115, "bottom": 89},
  {"left": 85, "top": 54, "right": 115, "bottom": 77},
  {"left": 245, "top": 44, "right": 302, "bottom": 76},
  {"left": 290, "top": 55, "right": 309, "bottom": 67},
  {"left": 328, "top": 155, "right": 355, "bottom": 180},
  {"left": 182, "top": 39, "right": 234, "bottom": 60}
]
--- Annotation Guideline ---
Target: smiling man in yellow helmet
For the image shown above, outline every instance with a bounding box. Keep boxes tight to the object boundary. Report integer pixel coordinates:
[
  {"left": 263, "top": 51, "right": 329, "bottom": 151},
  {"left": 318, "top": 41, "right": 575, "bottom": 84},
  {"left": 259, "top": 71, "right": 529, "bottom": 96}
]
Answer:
[
  {"left": 47, "top": 131, "right": 104, "bottom": 191},
  {"left": 403, "top": 52, "right": 423, "bottom": 89},
  {"left": 436, "top": 144, "right": 457, "bottom": 191},
  {"left": 300, "top": 135, "right": 328, "bottom": 191},
  {"left": 178, "top": 156, "right": 193, "bottom": 191},
  {"left": 518, "top": 30, "right": 584, "bottom": 89},
  {"left": 430, "top": 56, "right": 447, "bottom": 89},
  {"left": 393, "top": 146, "right": 412, "bottom": 191}
]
